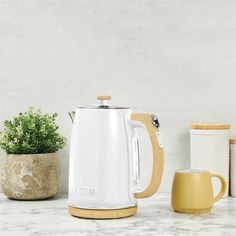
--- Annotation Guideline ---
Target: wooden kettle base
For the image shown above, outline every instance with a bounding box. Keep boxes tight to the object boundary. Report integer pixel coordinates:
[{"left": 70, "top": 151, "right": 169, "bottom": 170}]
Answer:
[{"left": 68, "top": 206, "right": 137, "bottom": 219}]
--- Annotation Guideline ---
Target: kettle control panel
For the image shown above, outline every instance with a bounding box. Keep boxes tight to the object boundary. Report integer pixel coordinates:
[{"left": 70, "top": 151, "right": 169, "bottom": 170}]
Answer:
[
  {"left": 156, "top": 131, "right": 164, "bottom": 148},
  {"left": 151, "top": 114, "right": 163, "bottom": 148}
]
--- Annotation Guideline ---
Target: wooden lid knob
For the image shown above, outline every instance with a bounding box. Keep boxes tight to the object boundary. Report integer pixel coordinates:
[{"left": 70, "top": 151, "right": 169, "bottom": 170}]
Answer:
[{"left": 97, "top": 96, "right": 112, "bottom": 101}]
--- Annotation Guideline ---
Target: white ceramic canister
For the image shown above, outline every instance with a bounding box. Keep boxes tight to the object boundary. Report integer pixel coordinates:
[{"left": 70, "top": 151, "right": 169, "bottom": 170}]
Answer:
[
  {"left": 190, "top": 124, "right": 230, "bottom": 197},
  {"left": 230, "top": 139, "right": 236, "bottom": 197}
]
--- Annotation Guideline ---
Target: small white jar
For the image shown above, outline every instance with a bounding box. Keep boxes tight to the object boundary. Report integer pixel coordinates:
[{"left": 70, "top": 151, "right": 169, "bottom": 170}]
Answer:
[
  {"left": 190, "top": 124, "right": 230, "bottom": 197},
  {"left": 230, "top": 139, "right": 236, "bottom": 197}
]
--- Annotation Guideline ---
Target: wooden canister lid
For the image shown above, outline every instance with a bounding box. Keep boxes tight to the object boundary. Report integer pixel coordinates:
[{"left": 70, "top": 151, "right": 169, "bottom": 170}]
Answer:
[
  {"left": 230, "top": 139, "right": 236, "bottom": 144},
  {"left": 191, "top": 124, "right": 231, "bottom": 130}
]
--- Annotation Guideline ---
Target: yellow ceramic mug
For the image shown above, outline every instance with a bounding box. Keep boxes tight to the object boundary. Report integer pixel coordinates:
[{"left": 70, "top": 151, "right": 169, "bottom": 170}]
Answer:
[{"left": 171, "top": 169, "right": 226, "bottom": 213}]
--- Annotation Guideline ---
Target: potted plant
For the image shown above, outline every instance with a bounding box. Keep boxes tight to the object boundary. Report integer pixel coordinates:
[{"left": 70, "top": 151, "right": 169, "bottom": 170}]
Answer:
[{"left": 0, "top": 108, "right": 66, "bottom": 200}]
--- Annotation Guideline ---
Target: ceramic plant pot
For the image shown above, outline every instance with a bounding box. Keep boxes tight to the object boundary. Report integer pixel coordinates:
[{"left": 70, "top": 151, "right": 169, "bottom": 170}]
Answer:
[{"left": 1, "top": 153, "right": 61, "bottom": 200}]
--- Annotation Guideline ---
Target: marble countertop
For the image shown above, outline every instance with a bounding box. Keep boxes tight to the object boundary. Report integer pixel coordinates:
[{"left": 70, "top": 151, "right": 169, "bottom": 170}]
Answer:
[{"left": 0, "top": 193, "right": 236, "bottom": 236}]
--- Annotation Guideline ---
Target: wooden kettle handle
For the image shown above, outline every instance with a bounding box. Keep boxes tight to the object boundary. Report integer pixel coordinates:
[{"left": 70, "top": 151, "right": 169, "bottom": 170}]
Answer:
[{"left": 131, "top": 113, "right": 164, "bottom": 198}]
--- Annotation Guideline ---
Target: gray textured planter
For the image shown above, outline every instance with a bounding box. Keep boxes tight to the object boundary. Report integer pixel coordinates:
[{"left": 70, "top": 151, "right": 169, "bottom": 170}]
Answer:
[{"left": 1, "top": 153, "right": 61, "bottom": 200}]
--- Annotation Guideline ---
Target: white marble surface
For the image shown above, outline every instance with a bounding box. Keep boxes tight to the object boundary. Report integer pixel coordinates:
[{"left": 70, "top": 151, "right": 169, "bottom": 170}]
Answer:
[{"left": 0, "top": 193, "right": 236, "bottom": 236}]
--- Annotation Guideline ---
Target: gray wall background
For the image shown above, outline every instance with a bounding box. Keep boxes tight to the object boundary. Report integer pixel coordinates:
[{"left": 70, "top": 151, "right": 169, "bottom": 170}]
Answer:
[{"left": 1, "top": 0, "right": 236, "bottom": 193}]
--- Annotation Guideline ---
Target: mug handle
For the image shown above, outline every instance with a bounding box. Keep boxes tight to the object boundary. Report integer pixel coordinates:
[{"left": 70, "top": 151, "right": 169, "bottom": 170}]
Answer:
[
  {"left": 131, "top": 113, "right": 164, "bottom": 198},
  {"left": 210, "top": 173, "right": 227, "bottom": 202}
]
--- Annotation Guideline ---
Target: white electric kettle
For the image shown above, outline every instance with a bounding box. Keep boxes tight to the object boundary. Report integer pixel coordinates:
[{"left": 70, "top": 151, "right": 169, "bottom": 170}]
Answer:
[{"left": 68, "top": 96, "right": 164, "bottom": 219}]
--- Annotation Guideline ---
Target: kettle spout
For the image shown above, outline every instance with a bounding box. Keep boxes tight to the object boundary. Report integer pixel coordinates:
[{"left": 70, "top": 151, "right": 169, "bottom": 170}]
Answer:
[{"left": 68, "top": 111, "right": 75, "bottom": 123}]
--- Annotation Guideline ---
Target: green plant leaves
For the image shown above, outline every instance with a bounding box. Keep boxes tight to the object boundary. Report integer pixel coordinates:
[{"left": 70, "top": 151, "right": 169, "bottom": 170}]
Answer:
[{"left": 0, "top": 108, "right": 66, "bottom": 154}]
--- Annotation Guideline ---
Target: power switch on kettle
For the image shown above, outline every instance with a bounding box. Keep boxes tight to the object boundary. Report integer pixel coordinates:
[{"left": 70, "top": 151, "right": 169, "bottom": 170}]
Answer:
[{"left": 151, "top": 114, "right": 160, "bottom": 128}]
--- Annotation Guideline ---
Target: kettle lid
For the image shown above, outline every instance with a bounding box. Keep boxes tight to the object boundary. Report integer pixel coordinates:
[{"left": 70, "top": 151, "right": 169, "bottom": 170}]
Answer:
[{"left": 78, "top": 96, "right": 129, "bottom": 109}]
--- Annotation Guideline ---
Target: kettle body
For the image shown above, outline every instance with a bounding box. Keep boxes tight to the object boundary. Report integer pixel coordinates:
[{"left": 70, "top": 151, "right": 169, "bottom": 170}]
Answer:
[
  {"left": 69, "top": 107, "right": 137, "bottom": 209},
  {"left": 68, "top": 96, "right": 164, "bottom": 219}
]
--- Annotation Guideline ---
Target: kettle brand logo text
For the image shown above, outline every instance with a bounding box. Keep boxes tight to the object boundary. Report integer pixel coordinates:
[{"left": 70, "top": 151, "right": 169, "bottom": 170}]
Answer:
[{"left": 77, "top": 187, "right": 95, "bottom": 196}]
